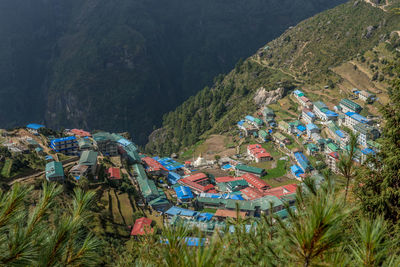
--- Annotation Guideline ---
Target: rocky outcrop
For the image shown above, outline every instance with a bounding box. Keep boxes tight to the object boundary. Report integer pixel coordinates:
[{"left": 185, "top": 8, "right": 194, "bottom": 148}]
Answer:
[{"left": 253, "top": 87, "right": 285, "bottom": 106}]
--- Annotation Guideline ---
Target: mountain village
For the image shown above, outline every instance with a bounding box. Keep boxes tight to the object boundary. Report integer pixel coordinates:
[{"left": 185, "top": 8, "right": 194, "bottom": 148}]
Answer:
[{"left": 0, "top": 86, "right": 381, "bottom": 245}]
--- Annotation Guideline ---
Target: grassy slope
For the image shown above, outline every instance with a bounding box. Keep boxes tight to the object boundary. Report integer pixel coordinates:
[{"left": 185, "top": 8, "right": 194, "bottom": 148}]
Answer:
[{"left": 148, "top": 0, "right": 400, "bottom": 155}]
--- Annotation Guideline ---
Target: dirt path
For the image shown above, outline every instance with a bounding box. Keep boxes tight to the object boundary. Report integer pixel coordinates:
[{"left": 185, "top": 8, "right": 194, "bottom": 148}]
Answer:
[
  {"left": 251, "top": 57, "right": 303, "bottom": 83},
  {"left": 364, "top": 0, "right": 389, "bottom": 11},
  {"left": 9, "top": 160, "right": 78, "bottom": 185}
]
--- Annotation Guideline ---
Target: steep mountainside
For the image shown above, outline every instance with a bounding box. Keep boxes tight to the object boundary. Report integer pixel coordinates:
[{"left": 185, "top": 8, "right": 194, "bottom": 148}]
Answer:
[
  {"left": 0, "top": 0, "right": 347, "bottom": 144},
  {"left": 147, "top": 0, "right": 400, "bottom": 155}
]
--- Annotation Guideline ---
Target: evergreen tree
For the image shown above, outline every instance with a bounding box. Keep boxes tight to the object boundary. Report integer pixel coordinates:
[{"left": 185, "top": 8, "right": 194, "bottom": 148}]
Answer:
[{"left": 355, "top": 73, "right": 400, "bottom": 222}]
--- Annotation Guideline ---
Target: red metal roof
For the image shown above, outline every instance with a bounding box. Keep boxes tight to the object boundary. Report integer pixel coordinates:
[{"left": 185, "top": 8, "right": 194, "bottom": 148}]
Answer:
[
  {"left": 241, "top": 173, "right": 270, "bottom": 190},
  {"left": 107, "top": 167, "right": 121, "bottom": 180},
  {"left": 329, "top": 152, "right": 339, "bottom": 159},
  {"left": 215, "top": 176, "right": 243, "bottom": 183},
  {"left": 142, "top": 157, "right": 168, "bottom": 172},
  {"left": 70, "top": 129, "right": 91, "bottom": 137},
  {"left": 130, "top": 217, "right": 153, "bottom": 236},
  {"left": 184, "top": 173, "right": 208, "bottom": 182},
  {"left": 240, "top": 187, "right": 264, "bottom": 200},
  {"left": 179, "top": 178, "right": 215, "bottom": 193},
  {"left": 300, "top": 96, "right": 311, "bottom": 103},
  {"left": 264, "top": 183, "right": 297, "bottom": 198},
  {"left": 255, "top": 152, "right": 271, "bottom": 159},
  {"left": 248, "top": 144, "right": 261, "bottom": 150},
  {"left": 283, "top": 184, "right": 297, "bottom": 193}
]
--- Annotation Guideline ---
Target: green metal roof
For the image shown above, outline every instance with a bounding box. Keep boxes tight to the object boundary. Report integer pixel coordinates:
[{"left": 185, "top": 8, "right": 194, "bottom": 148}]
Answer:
[
  {"left": 78, "top": 138, "right": 92, "bottom": 149},
  {"left": 45, "top": 161, "right": 64, "bottom": 179},
  {"left": 340, "top": 99, "right": 362, "bottom": 112},
  {"left": 278, "top": 121, "right": 289, "bottom": 130},
  {"left": 273, "top": 132, "right": 287, "bottom": 142},
  {"left": 79, "top": 150, "right": 98, "bottom": 166},
  {"left": 92, "top": 132, "right": 114, "bottom": 142},
  {"left": 133, "top": 164, "right": 159, "bottom": 199},
  {"left": 235, "top": 164, "right": 264, "bottom": 175},
  {"left": 307, "top": 143, "right": 319, "bottom": 151},
  {"left": 254, "top": 118, "right": 263, "bottom": 126},
  {"left": 258, "top": 130, "right": 269, "bottom": 138},
  {"left": 252, "top": 195, "right": 283, "bottom": 209},
  {"left": 327, "top": 143, "right": 339, "bottom": 152}
]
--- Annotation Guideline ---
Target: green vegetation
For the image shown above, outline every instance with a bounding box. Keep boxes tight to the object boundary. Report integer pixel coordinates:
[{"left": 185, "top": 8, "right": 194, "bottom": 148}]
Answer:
[
  {"left": 0, "top": 159, "right": 12, "bottom": 178},
  {"left": 0, "top": 183, "right": 101, "bottom": 266},
  {"left": 201, "top": 208, "right": 217, "bottom": 214},
  {"left": 148, "top": 0, "right": 400, "bottom": 155},
  {"left": 263, "top": 160, "right": 288, "bottom": 180}
]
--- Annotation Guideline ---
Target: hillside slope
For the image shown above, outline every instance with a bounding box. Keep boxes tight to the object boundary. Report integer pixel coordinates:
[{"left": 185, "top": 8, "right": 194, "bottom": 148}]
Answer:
[
  {"left": 147, "top": 0, "right": 400, "bottom": 155},
  {"left": 0, "top": 0, "right": 347, "bottom": 144}
]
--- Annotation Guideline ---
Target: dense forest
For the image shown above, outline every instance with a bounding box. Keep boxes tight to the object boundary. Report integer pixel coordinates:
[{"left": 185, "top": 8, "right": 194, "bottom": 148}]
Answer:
[{"left": 0, "top": 0, "right": 347, "bottom": 144}]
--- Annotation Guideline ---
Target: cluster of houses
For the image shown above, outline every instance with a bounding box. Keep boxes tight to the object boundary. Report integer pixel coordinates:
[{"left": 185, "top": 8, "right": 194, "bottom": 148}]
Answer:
[{"left": 236, "top": 87, "right": 380, "bottom": 179}]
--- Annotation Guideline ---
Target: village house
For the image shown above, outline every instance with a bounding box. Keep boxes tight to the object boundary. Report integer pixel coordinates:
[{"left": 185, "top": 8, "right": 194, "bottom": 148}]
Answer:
[
  {"left": 178, "top": 173, "right": 216, "bottom": 194},
  {"left": 50, "top": 136, "right": 78, "bottom": 155},
  {"left": 107, "top": 167, "right": 121, "bottom": 180},
  {"left": 78, "top": 150, "right": 98, "bottom": 176},
  {"left": 142, "top": 157, "right": 168, "bottom": 176},
  {"left": 298, "top": 96, "right": 313, "bottom": 109},
  {"left": 293, "top": 151, "right": 313, "bottom": 173},
  {"left": 313, "top": 101, "right": 338, "bottom": 121},
  {"left": 240, "top": 186, "right": 265, "bottom": 200},
  {"left": 78, "top": 138, "right": 93, "bottom": 151},
  {"left": 45, "top": 161, "right": 64, "bottom": 182},
  {"left": 353, "top": 123, "right": 380, "bottom": 147},
  {"left": 326, "top": 152, "right": 339, "bottom": 174},
  {"left": 92, "top": 132, "right": 119, "bottom": 156},
  {"left": 302, "top": 109, "right": 316, "bottom": 124},
  {"left": 306, "top": 123, "right": 320, "bottom": 137},
  {"left": 290, "top": 165, "right": 305, "bottom": 180},
  {"left": 306, "top": 143, "right": 319, "bottom": 156},
  {"left": 26, "top": 123, "right": 45, "bottom": 135},
  {"left": 241, "top": 173, "right": 270, "bottom": 191},
  {"left": 358, "top": 90, "right": 375, "bottom": 103},
  {"left": 258, "top": 130, "right": 270, "bottom": 142},
  {"left": 342, "top": 112, "right": 371, "bottom": 130},
  {"left": 130, "top": 217, "right": 153, "bottom": 236},
  {"left": 278, "top": 121, "right": 294, "bottom": 134},
  {"left": 339, "top": 99, "right": 362, "bottom": 114},
  {"left": 69, "top": 165, "right": 89, "bottom": 179},
  {"left": 174, "top": 186, "right": 194, "bottom": 204},
  {"left": 293, "top": 89, "right": 305, "bottom": 99},
  {"left": 272, "top": 132, "right": 290, "bottom": 146},
  {"left": 235, "top": 164, "right": 265, "bottom": 177},
  {"left": 325, "top": 142, "right": 340, "bottom": 154},
  {"left": 70, "top": 129, "right": 91, "bottom": 137},
  {"left": 263, "top": 107, "right": 276, "bottom": 127},
  {"left": 247, "top": 144, "right": 272, "bottom": 163},
  {"left": 361, "top": 148, "right": 376, "bottom": 165}
]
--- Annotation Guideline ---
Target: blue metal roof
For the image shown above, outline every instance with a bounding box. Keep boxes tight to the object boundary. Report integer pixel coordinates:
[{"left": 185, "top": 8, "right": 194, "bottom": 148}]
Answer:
[
  {"left": 245, "top": 115, "right": 255, "bottom": 122},
  {"left": 50, "top": 136, "right": 77, "bottom": 143},
  {"left": 156, "top": 157, "right": 184, "bottom": 171},
  {"left": 167, "top": 172, "right": 181, "bottom": 184},
  {"left": 162, "top": 237, "right": 207, "bottom": 247},
  {"left": 294, "top": 152, "right": 312, "bottom": 172},
  {"left": 165, "top": 206, "right": 198, "bottom": 217},
  {"left": 361, "top": 148, "right": 376, "bottom": 155},
  {"left": 306, "top": 124, "right": 318, "bottom": 131},
  {"left": 306, "top": 111, "right": 315, "bottom": 118},
  {"left": 324, "top": 110, "right": 338, "bottom": 117},
  {"left": 199, "top": 193, "right": 244, "bottom": 200},
  {"left": 290, "top": 165, "right": 304, "bottom": 177},
  {"left": 237, "top": 120, "right": 245, "bottom": 126},
  {"left": 174, "top": 186, "right": 194, "bottom": 200},
  {"left": 345, "top": 112, "right": 369, "bottom": 123},
  {"left": 297, "top": 125, "right": 306, "bottom": 132},
  {"left": 197, "top": 213, "right": 214, "bottom": 221},
  {"left": 335, "top": 130, "right": 345, "bottom": 138},
  {"left": 26, "top": 123, "right": 45, "bottom": 130},
  {"left": 293, "top": 89, "right": 304, "bottom": 95},
  {"left": 117, "top": 138, "right": 132, "bottom": 147}
]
